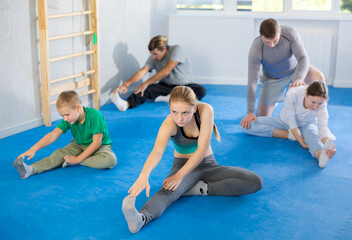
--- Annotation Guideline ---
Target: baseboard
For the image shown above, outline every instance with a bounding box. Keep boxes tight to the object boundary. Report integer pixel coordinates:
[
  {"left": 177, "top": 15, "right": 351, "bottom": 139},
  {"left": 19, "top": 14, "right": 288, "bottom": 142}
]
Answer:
[
  {"left": 193, "top": 76, "right": 247, "bottom": 85},
  {"left": 333, "top": 79, "right": 352, "bottom": 88},
  {"left": 0, "top": 118, "right": 44, "bottom": 139}
]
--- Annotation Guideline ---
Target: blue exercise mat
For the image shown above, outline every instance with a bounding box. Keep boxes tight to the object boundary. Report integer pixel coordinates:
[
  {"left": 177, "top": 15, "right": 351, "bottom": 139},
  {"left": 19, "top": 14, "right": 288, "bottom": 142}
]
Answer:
[{"left": 1, "top": 85, "right": 352, "bottom": 240}]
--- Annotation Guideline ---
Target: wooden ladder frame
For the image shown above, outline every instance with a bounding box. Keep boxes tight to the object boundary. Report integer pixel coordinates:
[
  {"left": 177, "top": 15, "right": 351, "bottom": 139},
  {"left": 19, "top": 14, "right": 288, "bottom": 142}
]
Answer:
[{"left": 37, "top": 0, "right": 100, "bottom": 126}]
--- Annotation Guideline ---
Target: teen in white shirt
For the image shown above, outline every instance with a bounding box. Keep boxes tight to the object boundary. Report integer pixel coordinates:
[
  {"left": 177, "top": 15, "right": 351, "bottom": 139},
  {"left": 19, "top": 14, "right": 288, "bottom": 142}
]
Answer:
[{"left": 243, "top": 81, "right": 336, "bottom": 168}]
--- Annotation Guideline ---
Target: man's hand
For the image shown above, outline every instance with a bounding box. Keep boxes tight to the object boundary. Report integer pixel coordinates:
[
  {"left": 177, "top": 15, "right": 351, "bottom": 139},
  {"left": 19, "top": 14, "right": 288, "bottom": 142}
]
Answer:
[
  {"left": 134, "top": 82, "right": 149, "bottom": 97},
  {"left": 113, "top": 84, "right": 128, "bottom": 95},
  {"left": 289, "top": 78, "right": 305, "bottom": 89},
  {"left": 240, "top": 113, "right": 257, "bottom": 129}
]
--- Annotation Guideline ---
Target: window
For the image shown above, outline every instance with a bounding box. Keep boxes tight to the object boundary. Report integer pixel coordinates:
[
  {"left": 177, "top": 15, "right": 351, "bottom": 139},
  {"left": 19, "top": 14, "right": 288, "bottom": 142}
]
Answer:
[
  {"left": 237, "top": 0, "right": 283, "bottom": 12},
  {"left": 341, "top": 0, "right": 352, "bottom": 13},
  {"left": 176, "top": 0, "right": 224, "bottom": 10},
  {"left": 292, "top": 0, "right": 331, "bottom": 11},
  {"left": 176, "top": 0, "right": 352, "bottom": 15}
]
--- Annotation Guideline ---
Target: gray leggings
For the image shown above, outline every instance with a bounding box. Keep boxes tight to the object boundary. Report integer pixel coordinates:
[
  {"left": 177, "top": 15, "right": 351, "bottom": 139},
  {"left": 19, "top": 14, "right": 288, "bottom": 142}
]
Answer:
[{"left": 139, "top": 154, "right": 263, "bottom": 224}]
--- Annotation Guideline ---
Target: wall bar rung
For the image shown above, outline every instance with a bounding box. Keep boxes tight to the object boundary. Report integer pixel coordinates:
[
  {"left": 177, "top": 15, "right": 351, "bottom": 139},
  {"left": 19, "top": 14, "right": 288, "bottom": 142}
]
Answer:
[
  {"left": 49, "top": 31, "right": 94, "bottom": 41},
  {"left": 50, "top": 89, "right": 96, "bottom": 105},
  {"left": 49, "top": 50, "right": 95, "bottom": 62},
  {"left": 48, "top": 10, "right": 93, "bottom": 19},
  {"left": 50, "top": 78, "right": 92, "bottom": 96},
  {"left": 50, "top": 70, "right": 96, "bottom": 84}
]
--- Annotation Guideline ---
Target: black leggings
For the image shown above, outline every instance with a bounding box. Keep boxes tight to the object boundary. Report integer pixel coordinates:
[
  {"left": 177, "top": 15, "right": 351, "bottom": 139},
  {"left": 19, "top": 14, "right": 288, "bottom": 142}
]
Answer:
[
  {"left": 127, "top": 82, "right": 207, "bottom": 108},
  {"left": 139, "top": 154, "right": 263, "bottom": 224}
]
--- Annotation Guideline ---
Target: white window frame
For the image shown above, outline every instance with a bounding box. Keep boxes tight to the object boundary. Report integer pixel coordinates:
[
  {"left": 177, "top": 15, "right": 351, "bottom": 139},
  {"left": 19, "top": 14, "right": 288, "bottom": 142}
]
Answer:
[{"left": 177, "top": 0, "right": 352, "bottom": 18}]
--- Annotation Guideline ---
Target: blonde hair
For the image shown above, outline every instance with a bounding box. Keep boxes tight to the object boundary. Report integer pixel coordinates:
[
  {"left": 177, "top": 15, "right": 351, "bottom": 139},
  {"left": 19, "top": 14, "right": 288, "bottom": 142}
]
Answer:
[
  {"left": 148, "top": 35, "right": 168, "bottom": 51},
  {"left": 56, "top": 90, "right": 82, "bottom": 109},
  {"left": 169, "top": 86, "right": 221, "bottom": 141}
]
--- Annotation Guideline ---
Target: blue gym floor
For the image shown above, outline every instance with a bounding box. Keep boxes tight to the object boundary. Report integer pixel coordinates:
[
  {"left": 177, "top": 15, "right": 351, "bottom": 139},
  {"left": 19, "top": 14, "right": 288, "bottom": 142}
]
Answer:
[{"left": 1, "top": 85, "right": 352, "bottom": 240}]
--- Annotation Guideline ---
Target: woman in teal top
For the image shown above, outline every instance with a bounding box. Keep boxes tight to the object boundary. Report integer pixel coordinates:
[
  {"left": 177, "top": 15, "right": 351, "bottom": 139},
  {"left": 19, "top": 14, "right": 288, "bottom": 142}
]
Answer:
[
  {"left": 122, "top": 86, "right": 263, "bottom": 234},
  {"left": 170, "top": 108, "right": 201, "bottom": 154}
]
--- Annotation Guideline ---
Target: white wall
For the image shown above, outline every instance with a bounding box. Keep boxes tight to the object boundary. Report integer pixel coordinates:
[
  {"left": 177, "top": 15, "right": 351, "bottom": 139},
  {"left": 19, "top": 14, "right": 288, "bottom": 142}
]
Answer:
[
  {"left": 169, "top": 15, "right": 254, "bottom": 85},
  {"left": 334, "top": 21, "right": 352, "bottom": 87},
  {"left": 1, "top": 1, "right": 351, "bottom": 138},
  {"left": 0, "top": 0, "right": 41, "bottom": 138},
  {"left": 0, "top": 0, "right": 176, "bottom": 138},
  {"left": 169, "top": 14, "right": 352, "bottom": 87}
]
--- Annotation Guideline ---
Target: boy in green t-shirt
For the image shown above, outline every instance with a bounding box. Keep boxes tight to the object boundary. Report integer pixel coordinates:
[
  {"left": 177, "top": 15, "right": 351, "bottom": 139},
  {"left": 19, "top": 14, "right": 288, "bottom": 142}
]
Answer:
[{"left": 13, "top": 90, "right": 117, "bottom": 179}]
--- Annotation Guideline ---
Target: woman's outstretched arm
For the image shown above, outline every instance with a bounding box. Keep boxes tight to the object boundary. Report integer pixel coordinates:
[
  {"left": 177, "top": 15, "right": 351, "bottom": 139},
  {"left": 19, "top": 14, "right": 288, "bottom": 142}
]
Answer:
[{"left": 128, "top": 116, "right": 175, "bottom": 197}]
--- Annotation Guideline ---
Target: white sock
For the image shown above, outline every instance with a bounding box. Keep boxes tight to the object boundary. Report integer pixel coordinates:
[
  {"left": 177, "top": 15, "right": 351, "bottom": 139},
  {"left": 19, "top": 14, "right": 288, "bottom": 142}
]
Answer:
[
  {"left": 122, "top": 196, "right": 145, "bottom": 234},
  {"left": 288, "top": 129, "right": 296, "bottom": 141},
  {"left": 62, "top": 161, "right": 74, "bottom": 168},
  {"left": 318, "top": 138, "right": 334, "bottom": 168},
  {"left": 154, "top": 94, "right": 170, "bottom": 103},
  {"left": 13, "top": 156, "right": 33, "bottom": 179},
  {"left": 183, "top": 180, "right": 208, "bottom": 196},
  {"left": 110, "top": 92, "right": 128, "bottom": 111}
]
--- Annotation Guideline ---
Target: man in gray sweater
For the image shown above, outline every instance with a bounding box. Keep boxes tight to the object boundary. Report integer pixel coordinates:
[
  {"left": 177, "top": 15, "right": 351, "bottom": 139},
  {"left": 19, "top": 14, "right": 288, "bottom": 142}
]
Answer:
[{"left": 241, "top": 18, "right": 325, "bottom": 129}]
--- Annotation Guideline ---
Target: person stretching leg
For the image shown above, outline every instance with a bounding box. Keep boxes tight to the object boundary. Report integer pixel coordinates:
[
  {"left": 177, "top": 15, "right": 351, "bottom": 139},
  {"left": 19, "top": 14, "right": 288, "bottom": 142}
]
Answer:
[{"left": 122, "top": 86, "right": 262, "bottom": 233}]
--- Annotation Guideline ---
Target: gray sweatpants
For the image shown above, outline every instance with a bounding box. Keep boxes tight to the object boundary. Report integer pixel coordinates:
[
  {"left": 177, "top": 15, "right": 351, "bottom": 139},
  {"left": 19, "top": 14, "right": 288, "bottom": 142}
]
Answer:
[
  {"left": 139, "top": 154, "right": 263, "bottom": 224},
  {"left": 31, "top": 140, "right": 117, "bottom": 175}
]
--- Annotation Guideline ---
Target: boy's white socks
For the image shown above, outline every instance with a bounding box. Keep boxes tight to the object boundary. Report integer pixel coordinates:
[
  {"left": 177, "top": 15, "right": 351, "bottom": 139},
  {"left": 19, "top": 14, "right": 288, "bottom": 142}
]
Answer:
[
  {"left": 288, "top": 129, "right": 296, "bottom": 141},
  {"left": 122, "top": 196, "right": 145, "bottom": 234},
  {"left": 110, "top": 92, "right": 128, "bottom": 111},
  {"left": 62, "top": 161, "right": 74, "bottom": 168},
  {"left": 154, "top": 94, "right": 170, "bottom": 103},
  {"left": 319, "top": 138, "right": 334, "bottom": 168},
  {"left": 183, "top": 180, "right": 208, "bottom": 196},
  {"left": 13, "top": 156, "right": 33, "bottom": 179}
]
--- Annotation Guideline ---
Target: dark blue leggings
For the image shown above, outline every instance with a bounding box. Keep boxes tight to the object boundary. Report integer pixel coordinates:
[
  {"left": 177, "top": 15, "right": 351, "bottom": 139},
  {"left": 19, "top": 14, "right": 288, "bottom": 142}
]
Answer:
[{"left": 127, "top": 82, "right": 206, "bottom": 108}]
